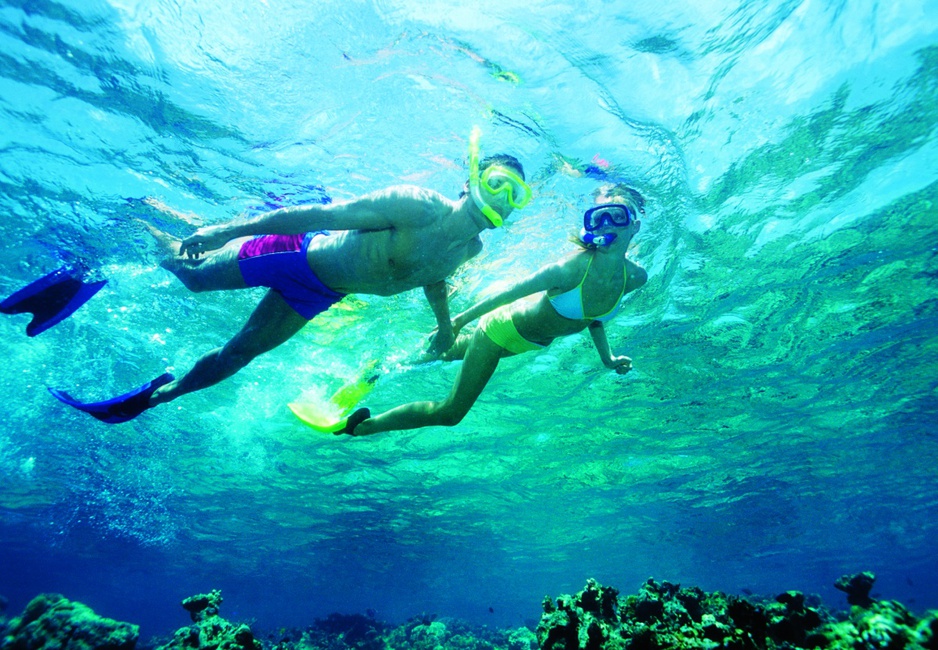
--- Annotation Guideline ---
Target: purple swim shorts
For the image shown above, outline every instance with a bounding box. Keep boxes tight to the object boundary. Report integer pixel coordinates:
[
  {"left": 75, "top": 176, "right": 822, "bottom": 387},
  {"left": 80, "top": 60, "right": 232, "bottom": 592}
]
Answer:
[{"left": 237, "top": 231, "right": 345, "bottom": 319}]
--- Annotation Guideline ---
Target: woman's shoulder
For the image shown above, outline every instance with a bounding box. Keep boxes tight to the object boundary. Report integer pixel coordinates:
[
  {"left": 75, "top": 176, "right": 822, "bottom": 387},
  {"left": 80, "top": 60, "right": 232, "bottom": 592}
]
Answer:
[
  {"left": 546, "top": 250, "right": 592, "bottom": 292},
  {"left": 625, "top": 257, "right": 647, "bottom": 291}
]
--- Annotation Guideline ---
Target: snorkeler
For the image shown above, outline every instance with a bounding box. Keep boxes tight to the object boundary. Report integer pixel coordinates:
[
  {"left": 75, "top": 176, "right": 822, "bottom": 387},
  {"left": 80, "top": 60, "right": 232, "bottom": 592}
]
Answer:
[
  {"left": 340, "top": 183, "right": 647, "bottom": 437},
  {"left": 49, "top": 128, "right": 532, "bottom": 424}
]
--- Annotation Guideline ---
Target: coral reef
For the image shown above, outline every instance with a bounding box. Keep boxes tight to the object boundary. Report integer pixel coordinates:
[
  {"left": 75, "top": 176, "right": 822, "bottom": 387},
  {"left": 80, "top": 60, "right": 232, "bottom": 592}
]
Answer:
[
  {"left": 535, "top": 573, "right": 938, "bottom": 650},
  {"left": 154, "top": 590, "right": 261, "bottom": 650},
  {"left": 0, "top": 593, "right": 138, "bottom": 650},
  {"left": 254, "top": 611, "right": 535, "bottom": 650},
  {"left": 5, "top": 572, "right": 937, "bottom": 650}
]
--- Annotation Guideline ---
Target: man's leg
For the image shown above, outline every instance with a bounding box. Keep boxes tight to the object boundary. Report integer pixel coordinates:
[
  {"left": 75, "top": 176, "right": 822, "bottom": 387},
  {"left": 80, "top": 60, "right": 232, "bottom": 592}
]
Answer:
[
  {"left": 149, "top": 290, "right": 308, "bottom": 406},
  {"left": 143, "top": 222, "right": 249, "bottom": 293}
]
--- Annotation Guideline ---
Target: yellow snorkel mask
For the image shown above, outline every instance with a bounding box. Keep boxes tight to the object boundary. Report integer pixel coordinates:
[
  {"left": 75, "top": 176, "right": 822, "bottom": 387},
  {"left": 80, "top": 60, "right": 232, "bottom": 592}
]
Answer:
[{"left": 468, "top": 126, "right": 532, "bottom": 227}]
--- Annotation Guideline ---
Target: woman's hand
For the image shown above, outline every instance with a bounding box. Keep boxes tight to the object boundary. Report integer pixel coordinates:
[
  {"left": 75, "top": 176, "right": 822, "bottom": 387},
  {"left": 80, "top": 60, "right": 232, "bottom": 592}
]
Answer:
[
  {"left": 605, "top": 355, "right": 633, "bottom": 375},
  {"left": 180, "top": 225, "right": 231, "bottom": 259}
]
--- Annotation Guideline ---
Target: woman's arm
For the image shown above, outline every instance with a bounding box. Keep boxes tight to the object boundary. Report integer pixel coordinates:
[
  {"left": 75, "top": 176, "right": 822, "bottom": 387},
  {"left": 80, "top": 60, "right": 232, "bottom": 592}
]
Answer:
[
  {"left": 451, "top": 260, "right": 570, "bottom": 334},
  {"left": 625, "top": 258, "right": 647, "bottom": 293},
  {"left": 588, "top": 321, "right": 632, "bottom": 374}
]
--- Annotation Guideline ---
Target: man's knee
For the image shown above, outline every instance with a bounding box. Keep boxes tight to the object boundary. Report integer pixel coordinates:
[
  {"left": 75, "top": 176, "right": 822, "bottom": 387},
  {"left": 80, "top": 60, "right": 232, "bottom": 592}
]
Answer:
[
  {"left": 162, "top": 253, "right": 243, "bottom": 293},
  {"left": 160, "top": 260, "right": 209, "bottom": 293},
  {"left": 219, "top": 338, "right": 264, "bottom": 371},
  {"left": 178, "top": 273, "right": 210, "bottom": 293}
]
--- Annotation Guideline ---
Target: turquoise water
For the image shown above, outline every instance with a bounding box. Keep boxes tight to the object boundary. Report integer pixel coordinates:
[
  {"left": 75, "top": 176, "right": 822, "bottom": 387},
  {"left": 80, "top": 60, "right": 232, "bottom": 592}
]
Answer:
[{"left": 1, "top": 0, "right": 937, "bottom": 640}]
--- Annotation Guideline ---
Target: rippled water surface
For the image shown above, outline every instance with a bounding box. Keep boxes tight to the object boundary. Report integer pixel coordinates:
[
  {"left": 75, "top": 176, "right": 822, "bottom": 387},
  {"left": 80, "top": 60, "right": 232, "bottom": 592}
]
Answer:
[{"left": 1, "top": 0, "right": 937, "bottom": 638}]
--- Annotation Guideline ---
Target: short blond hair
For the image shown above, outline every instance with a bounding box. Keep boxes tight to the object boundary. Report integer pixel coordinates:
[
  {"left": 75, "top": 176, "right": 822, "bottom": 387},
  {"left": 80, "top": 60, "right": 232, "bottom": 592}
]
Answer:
[{"left": 594, "top": 183, "right": 645, "bottom": 212}]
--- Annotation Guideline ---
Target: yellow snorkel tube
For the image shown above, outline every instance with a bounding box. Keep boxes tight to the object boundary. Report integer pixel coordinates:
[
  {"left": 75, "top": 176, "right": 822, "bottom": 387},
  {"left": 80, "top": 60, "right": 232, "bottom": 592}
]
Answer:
[{"left": 468, "top": 126, "right": 532, "bottom": 227}]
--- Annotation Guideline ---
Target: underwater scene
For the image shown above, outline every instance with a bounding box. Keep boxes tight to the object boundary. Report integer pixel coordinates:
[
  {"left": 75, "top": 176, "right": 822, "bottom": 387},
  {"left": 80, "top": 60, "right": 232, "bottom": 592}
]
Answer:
[{"left": 1, "top": 0, "right": 938, "bottom": 647}]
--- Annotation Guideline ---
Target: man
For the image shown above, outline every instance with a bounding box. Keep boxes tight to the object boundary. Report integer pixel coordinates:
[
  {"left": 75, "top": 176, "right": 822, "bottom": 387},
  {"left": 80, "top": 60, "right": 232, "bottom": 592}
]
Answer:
[{"left": 49, "top": 131, "right": 531, "bottom": 424}]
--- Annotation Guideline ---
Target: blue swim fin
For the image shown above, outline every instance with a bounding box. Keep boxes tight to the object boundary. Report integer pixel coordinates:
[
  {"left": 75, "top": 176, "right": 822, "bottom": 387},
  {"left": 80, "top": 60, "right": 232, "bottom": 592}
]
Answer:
[
  {"left": 1, "top": 266, "right": 107, "bottom": 337},
  {"left": 48, "top": 373, "right": 174, "bottom": 424}
]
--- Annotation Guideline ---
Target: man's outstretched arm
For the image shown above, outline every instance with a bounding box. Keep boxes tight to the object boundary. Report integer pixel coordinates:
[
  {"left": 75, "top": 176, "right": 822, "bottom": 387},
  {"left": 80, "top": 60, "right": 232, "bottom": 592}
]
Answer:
[{"left": 178, "top": 190, "right": 425, "bottom": 258}]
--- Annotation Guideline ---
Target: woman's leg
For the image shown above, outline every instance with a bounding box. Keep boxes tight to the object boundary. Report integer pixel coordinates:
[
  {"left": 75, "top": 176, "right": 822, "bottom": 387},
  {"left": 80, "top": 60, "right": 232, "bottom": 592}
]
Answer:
[
  {"left": 353, "top": 329, "right": 509, "bottom": 436},
  {"left": 440, "top": 329, "right": 474, "bottom": 361}
]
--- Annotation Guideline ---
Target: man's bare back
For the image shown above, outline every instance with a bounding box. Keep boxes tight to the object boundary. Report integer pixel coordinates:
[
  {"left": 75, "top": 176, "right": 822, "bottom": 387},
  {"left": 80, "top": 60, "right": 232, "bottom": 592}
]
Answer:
[{"left": 301, "top": 186, "right": 484, "bottom": 295}]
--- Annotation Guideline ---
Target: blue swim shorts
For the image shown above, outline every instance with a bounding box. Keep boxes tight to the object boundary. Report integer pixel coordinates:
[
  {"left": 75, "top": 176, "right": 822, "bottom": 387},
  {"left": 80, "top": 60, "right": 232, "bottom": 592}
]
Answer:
[{"left": 237, "top": 231, "right": 345, "bottom": 319}]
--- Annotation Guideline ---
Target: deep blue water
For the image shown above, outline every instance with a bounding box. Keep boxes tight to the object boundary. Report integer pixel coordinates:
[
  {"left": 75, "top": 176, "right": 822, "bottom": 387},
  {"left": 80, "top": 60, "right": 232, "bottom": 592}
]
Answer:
[{"left": 1, "top": 0, "right": 937, "bottom": 642}]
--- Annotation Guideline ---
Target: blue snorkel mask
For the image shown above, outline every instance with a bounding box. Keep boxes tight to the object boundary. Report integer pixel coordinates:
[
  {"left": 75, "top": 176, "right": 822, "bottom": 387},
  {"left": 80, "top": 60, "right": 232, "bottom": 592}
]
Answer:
[
  {"left": 468, "top": 126, "right": 532, "bottom": 227},
  {"left": 580, "top": 203, "right": 636, "bottom": 247}
]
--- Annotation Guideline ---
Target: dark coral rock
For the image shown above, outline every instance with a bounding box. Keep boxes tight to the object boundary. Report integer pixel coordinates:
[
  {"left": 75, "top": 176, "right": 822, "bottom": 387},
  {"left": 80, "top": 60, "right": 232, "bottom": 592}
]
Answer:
[
  {"left": 624, "top": 626, "right": 658, "bottom": 650},
  {"left": 575, "top": 579, "right": 619, "bottom": 621},
  {"left": 726, "top": 597, "right": 765, "bottom": 632},
  {"left": 776, "top": 591, "right": 806, "bottom": 610},
  {"left": 156, "top": 590, "right": 260, "bottom": 650},
  {"left": 631, "top": 597, "right": 663, "bottom": 624},
  {"left": 539, "top": 578, "right": 846, "bottom": 650},
  {"left": 675, "top": 587, "right": 705, "bottom": 622},
  {"left": 308, "top": 612, "right": 388, "bottom": 650},
  {"left": 536, "top": 604, "right": 580, "bottom": 650},
  {"left": 819, "top": 599, "right": 923, "bottom": 649},
  {"left": 584, "top": 620, "right": 606, "bottom": 650},
  {"left": 1, "top": 593, "right": 138, "bottom": 650},
  {"left": 917, "top": 611, "right": 938, "bottom": 650},
  {"left": 834, "top": 571, "right": 877, "bottom": 608},
  {"left": 542, "top": 597, "right": 556, "bottom": 615},
  {"left": 181, "top": 590, "right": 223, "bottom": 623},
  {"left": 763, "top": 590, "right": 828, "bottom": 647}
]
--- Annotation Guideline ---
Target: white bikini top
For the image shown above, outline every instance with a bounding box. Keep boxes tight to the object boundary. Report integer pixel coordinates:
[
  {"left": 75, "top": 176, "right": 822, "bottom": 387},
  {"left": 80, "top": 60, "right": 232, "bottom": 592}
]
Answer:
[{"left": 548, "top": 256, "right": 626, "bottom": 323}]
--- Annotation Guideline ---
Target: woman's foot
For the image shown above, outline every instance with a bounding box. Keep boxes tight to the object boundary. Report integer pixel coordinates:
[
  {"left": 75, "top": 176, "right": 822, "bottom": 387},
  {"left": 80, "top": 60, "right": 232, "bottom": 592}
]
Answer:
[{"left": 338, "top": 408, "right": 371, "bottom": 436}]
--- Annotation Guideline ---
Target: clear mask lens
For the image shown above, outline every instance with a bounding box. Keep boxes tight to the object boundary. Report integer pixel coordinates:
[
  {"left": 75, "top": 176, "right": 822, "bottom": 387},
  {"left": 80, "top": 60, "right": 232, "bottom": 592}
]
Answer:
[
  {"left": 584, "top": 204, "right": 634, "bottom": 231},
  {"left": 481, "top": 166, "right": 532, "bottom": 209}
]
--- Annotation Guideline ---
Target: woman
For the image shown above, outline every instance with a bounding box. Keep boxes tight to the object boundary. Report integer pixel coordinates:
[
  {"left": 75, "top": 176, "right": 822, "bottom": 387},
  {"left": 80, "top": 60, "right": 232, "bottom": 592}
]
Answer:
[{"left": 342, "top": 184, "right": 648, "bottom": 436}]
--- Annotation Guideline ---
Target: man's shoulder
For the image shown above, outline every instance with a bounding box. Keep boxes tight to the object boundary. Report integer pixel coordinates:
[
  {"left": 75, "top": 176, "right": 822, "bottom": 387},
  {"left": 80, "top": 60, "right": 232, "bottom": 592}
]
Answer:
[{"left": 366, "top": 184, "right": 452, "bottom": 206}]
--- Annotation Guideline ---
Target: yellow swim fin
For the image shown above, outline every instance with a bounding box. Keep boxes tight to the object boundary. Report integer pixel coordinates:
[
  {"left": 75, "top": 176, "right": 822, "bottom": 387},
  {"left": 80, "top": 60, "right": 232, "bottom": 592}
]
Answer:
[
  {"left": 289, "top": 362, "right": 379, "bottom": 433},
  {"left": 331, "top": 360, "right": 379, "bottom": 411},
  {"left": 287, "top": 401, "right": 349, "bottom": 433}
]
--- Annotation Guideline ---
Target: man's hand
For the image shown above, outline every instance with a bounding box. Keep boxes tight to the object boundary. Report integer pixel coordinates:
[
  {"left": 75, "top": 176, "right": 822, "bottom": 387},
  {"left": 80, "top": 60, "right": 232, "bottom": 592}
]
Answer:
[
  {"left": 605, "top": 355, "right": 633, "bottom": 375},
  {"left": 180, "top": 225, "right": 231, "bottom": 259},
  {"left": 425, "top": 326, "right": 455, "bottom": 358},
  {"left": 422, "top": 281, "right": 453, "bottom": 359}
]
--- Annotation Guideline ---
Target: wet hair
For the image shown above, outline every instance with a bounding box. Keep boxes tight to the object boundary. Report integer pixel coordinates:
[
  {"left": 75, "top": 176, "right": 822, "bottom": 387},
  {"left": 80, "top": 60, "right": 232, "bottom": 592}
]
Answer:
[
  {"left": 459, "top": 153, "right": 526, "bottom": 198},
  {"left": 482, "top": 154, "right": 525, "bottom": 181},
  {"left": 569, "top": 233, "right": 596, "bottom": 251},
  {"left": 594, "top": 183, "right": 645, "bottom": 212}
]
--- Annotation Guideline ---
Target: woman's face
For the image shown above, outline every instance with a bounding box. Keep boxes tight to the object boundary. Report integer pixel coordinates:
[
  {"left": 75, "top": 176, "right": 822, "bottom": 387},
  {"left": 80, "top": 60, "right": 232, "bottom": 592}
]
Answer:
[{"left": 593, "top": 194, "right": 643, "bottom": 240}]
